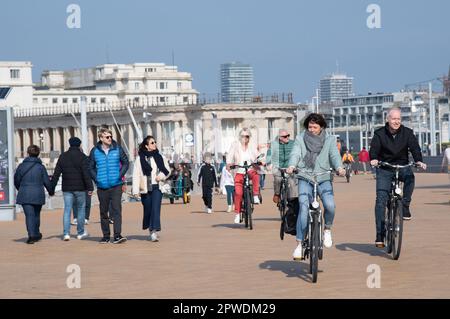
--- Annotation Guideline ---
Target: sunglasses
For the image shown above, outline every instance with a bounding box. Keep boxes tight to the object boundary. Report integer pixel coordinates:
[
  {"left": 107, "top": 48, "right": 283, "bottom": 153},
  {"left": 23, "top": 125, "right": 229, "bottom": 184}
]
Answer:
[
  {"left": 103, "top": 136, "right": 112, "bottom": 140},
  {"left": 280, "top": 135, "right": 290, "bottom": 138},
  {"left": 149, "top": 141, "right": 156, "bottom": 145},
  {"left": 241, "top": 135, "right": 250, "bottom": 138}
]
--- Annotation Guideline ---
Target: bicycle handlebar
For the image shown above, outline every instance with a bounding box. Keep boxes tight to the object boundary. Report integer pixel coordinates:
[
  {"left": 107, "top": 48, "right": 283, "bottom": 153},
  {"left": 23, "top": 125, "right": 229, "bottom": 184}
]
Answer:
[
  {"left": 378, "top": 161, "right": 418, "bottom": 169},
  {"left": 293, "top": 168, "right": 333, "bottom": 177}
]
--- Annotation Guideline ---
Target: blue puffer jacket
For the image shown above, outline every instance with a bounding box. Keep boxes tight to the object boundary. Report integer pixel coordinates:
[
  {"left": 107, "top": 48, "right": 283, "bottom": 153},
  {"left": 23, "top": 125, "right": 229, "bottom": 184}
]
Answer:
[
  {"left": 14, "top": 157, "right": 53, "bottom": 205},
  {"left": 89, "top": 141, "right": 129, "bottom": 190}
]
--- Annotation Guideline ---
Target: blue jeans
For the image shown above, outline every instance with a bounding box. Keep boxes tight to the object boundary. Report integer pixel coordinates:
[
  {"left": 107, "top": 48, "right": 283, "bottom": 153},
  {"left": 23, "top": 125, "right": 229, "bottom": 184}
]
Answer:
[
  {"left": 296, "top": 180, "right": 336, "bottom": 242},
  {"left": 73, "top": 191, "right": 92, "bottom": 220},
  {"left": 225, "top": 185, "right": 235, "bottom": 206},
  {"left": 374, "top": 167, "right": 415, "bottom": 237},
  {"left": 141, "top": 187, "right": 163, "bottom": 232},
  {"left": 63, "top": 191, "right": 86, "bottom": 236},
  {"left": 22, "top": 204, "right": 42, "bottom": 238}
]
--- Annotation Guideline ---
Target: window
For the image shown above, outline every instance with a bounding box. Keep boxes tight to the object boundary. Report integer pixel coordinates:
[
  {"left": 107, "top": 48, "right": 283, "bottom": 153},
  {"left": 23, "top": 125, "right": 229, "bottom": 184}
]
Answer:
[
  {"left": 177, "top": 82, "right": 182, "bottom": 90},
  {"left": 42, "top": 98, "right": 48, "bottom": 104},
  {"left": 72, "top": 98, "right": 78, "bottom": 103},
  {"left": 33, "top": 98, "right": 38, "bottom": 104},
  {"left": 10, "top": 69, "right": 20, "bottom": 79},
  {"left": 100, "top": 98, "right": 106, "bottom": 104},
  {"left": 134, "top": 97, "right": 140, "bottom": 103},
  {"left": 91, "top": 98, "right": 96, "bottom": 103},
  {"left": 159, "top": 82, "right": 167, "bottom": 90},
  {"left": 183, "top": 96, "right": 188, "bottom": 103},
  {"left": 159, "top": 97, "right": 166, "bottom": 102},
  {"left": 135, "top": 82, "right": 140, "bottom": 90},
  {"left": 145, "top": 67, "right": 155, "bottom": 73},
  {"left": 52, "top": 98, "right": 58, "bottom": 104}
]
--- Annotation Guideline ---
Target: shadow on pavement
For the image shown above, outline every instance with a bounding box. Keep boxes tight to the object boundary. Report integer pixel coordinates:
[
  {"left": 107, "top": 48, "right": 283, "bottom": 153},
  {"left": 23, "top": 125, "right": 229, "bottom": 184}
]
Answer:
[
  {"left": 424, "top": 201, "right": 450, "bottom": 206},
  {"left": 335, "top": 243, "right": 391, "bottom": 259},
  {"left": 259, "top": 260, "right": 319, "bottom": 283},
  {"left": 211, "top": 224, "right": 247, "bottom": 229},
  {"left": 253, "top": 217, "right": 280, "bottom": 222},
  {"left": 415, "top": 184, "right": 450, "bottom": 190}
]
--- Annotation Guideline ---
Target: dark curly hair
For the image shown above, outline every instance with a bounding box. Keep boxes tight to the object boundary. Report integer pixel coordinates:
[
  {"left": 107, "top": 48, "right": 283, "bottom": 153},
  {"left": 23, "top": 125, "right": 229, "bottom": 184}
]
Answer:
[{"left": 303, "top": 113, "right": 327, "bottom": 129}]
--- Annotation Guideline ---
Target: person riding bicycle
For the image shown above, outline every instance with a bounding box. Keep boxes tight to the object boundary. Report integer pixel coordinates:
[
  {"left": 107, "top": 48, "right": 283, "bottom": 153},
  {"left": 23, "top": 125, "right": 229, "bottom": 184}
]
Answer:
[
  {"left": 342, "top": 150, "right": 355, "bottom": 175},
  {"left": 287, "top": 113, "right": 345, "bottom": 260},
  {"left": 369, "top": 107, "right": 426, "bottom": 248},
  {"left": 227, "top": 128, "right": 262, "bottom": 224},
  {"left": 266, "top": 129, "right": 298, "bottom": 206}
]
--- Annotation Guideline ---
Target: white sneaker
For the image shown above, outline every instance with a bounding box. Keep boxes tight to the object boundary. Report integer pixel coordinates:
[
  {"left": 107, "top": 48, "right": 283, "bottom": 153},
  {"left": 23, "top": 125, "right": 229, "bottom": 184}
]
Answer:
[
  {"left": 84, "top": 219, "right": 89, "bottom": 225},
  {"left": 63, "top": 234, "right": 70, "bottom": 241},
  {"left": 150, "top": 232, "right": 159, "bottom": 242},
  {"left": 71, "top": 219, "right": 77, "bottom": 226},
  {"left": 204, "top": 206, "right": 209, "bottom": 213},
  {"left": 293, "top": 243, "right": 303, "bottom": 260},
  {"left": 324, "top": 229, "right": 333, "bottom": 248},
  {"left": 234, "top": 214, "right": 240, "bottom": 224},
  {"left": 253, "top": 195, "right": 260, "bottom": 204},
  {"left": 227, "top": 205, "right": 232, "bottom": 213},
  {"left": 77, "top": 232, "right": 89, "bottom": 240},
  {"left": 207, "top": 208, "right": 212, "bottom": 214}
]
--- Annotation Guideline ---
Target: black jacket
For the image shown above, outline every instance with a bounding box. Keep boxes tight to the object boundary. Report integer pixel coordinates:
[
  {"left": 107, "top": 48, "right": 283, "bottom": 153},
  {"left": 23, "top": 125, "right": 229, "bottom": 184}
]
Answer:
[
  {"left": 14, "top": 157, "right": 53, "bottom": 205},
  {"left": 197, "top": 163, "right": 218, "bottom": 187},
  {"left": 51, "top": 147, "right": 94, "bottom": 192},
  {"left": 369, "top": 123, "right": 423, "bottom": 166}
]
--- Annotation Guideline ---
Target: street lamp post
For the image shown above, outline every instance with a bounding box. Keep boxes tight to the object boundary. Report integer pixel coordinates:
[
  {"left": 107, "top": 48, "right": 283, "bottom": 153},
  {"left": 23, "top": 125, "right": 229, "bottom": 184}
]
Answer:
[
  {"left": 357, "top": 114, "right": 362, "bottom": 151},
  {"left": 345, "top": 114, "right": 349, "bottom": 150},
  {"left": 39, "top": 133, "right": 44, "bottom": 152}
]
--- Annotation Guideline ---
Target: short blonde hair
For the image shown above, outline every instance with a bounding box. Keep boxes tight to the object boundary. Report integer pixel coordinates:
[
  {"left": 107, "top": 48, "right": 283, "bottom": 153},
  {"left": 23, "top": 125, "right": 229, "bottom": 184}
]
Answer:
[{"left": 98, "top": 127, "right": 112, "bottom": 139}]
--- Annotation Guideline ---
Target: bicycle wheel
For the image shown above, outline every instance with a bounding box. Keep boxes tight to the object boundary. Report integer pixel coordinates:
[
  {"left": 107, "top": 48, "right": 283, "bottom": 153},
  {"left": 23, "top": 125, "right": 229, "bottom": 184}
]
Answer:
[
  {"left": 386, "top": 200, "right": 394, "bottom": 254},
  {"left": 243, "top": 190, "right": 249, "bottom": 228},
  {"left": 392, "top": 199, "right": 404, "bottom": 260},
  {"left": 246, "top": 189, "right": 253, "bottom": 230},
  {"left": 310, "top": 213, "right": 320, "bottom": 283}
]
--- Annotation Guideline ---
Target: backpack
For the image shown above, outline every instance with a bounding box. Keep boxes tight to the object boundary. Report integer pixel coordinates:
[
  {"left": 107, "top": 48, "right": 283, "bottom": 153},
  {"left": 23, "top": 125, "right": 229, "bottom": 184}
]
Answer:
[{"left": 282, "top": 199, "right": 299, "bottom": 236}]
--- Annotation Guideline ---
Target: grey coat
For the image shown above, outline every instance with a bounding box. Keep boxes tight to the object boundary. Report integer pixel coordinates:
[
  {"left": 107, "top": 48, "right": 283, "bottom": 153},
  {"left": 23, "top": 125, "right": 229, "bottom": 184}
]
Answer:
[{"left": 288, "top": 131, "right": 343, "bottom": 183}]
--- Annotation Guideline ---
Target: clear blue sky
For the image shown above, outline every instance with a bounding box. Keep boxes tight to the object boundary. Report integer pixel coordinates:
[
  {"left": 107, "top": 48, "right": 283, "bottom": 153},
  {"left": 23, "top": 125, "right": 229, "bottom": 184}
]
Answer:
[{"left": 1, "top": 0, "right": 449, "bottom": 103}]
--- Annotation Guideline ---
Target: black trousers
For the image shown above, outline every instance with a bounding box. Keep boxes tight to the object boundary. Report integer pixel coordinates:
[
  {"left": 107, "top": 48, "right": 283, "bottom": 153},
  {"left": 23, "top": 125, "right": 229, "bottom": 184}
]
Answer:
[
  {"left": 202, "top": 186, "right": 213, "bottom": 209},
  {"left": 97, "top": 185, "right": 123, "bottom": 238}
]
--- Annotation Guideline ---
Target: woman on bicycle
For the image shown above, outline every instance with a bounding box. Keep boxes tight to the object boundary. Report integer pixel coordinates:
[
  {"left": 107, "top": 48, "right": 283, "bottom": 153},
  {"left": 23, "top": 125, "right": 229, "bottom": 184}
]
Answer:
[
  {"left": 227, "top": 128, "right": 261, "bottom": 224},
  {"left": 287, "top": 114, "right": 345, "bottom": 260}
]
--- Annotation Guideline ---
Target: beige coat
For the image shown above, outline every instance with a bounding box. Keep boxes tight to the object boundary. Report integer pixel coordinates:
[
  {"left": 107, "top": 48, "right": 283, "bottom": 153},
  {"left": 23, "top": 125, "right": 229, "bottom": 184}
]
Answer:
[{"left": 132, "top": 155, "right": 170, "bottom": 195}]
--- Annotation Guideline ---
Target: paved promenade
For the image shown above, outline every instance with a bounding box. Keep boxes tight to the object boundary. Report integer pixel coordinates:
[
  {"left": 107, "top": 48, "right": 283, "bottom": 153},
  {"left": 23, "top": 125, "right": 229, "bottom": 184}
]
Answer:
[{"left": 1, "top": 173, "right": 449, "bottom": 298}]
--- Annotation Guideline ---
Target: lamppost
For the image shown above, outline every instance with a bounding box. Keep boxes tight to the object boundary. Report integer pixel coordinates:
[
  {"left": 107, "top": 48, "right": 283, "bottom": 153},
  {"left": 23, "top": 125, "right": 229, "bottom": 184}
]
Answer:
[
  {"left": 357, "top": 114, "right": 362, "bottom": 151},
  {"left": 345, "top": 114, "right": 349, "bottom": 150},
  {"left": 212, "top": 112, "right": 219, "bottom": 165}
]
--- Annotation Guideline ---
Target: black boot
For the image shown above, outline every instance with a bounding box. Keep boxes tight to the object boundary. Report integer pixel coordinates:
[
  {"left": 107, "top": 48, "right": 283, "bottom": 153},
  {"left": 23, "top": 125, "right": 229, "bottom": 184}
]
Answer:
[{"left": 26, "top": 237, "right": 35, "bottom": 244}]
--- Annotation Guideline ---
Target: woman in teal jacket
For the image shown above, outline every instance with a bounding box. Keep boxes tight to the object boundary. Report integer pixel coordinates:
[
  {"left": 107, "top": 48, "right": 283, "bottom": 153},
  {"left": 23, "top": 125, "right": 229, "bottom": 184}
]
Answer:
[{"left": 287, "top": 113, "right": 345, "bottom": 260}]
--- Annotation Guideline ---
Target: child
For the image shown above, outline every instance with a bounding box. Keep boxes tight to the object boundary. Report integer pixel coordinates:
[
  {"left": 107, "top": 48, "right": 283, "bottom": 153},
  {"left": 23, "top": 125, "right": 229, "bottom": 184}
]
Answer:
[{"left": 197, "top": 155, "right": 218, "bottom": 214}]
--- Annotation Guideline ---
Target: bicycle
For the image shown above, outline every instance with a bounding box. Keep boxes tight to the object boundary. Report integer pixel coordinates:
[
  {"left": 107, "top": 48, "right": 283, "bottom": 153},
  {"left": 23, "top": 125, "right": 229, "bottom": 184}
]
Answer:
[
  {"left": 293, "top": 168, "right": 333, "bottom": 283},
  {"left": 377, "top": 161, "right": 418, "bottom": 260},
  {"left": 231, "top": 154, "right": 263, "bottom": 230},
  {"left": 278, "top": 168, "right": 290, "bottom": 240},
  {"left": 344, "top": 162, "right": 352, "bottom": 183}
]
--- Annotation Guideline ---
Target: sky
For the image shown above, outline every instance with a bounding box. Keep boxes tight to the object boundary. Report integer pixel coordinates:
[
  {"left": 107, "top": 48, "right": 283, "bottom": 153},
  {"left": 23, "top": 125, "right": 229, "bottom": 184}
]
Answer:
[{"left": 1, "top": 0, "right": 449, "bottom": 103}]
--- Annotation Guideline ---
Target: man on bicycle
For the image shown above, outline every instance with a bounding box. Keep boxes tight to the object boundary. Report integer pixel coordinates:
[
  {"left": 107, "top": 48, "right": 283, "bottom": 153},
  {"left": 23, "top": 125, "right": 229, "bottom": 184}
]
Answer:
[
  {"left": 266, "top": 129, "right": 298, "bottom": 205},
  {"left": 227, "top": 128, "right": 261, "bottom": 224},
  {"left": 369, "top": 107, "right": 426, "bottom": 248},
  {"left": 287, "top": 114, "right": 345, "bottom": 260}
]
